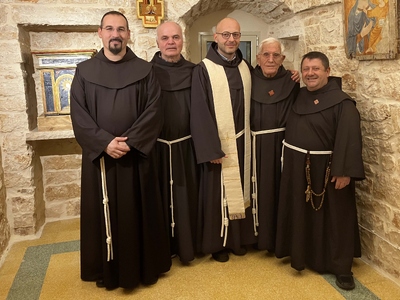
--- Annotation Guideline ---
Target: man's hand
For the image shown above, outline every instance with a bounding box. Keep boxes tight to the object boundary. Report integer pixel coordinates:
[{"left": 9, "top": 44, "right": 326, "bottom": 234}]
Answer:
[
  {"left": 210, "top": 155, "right": 228, "bottom": 164},
  {"left": 331, "top": 176, "right": 350, "bottom": 189},
  {"left": 290, "top": 70, "right": 300, "bottom": 83},
  {"left": 105, "top": 137, "right": 130, "bottom": 159}
]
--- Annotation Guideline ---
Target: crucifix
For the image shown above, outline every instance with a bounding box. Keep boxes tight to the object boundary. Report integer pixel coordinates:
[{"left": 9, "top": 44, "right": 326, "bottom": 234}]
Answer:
[{"left": 137, "top": 0, "right": 164, "bottom": 28}]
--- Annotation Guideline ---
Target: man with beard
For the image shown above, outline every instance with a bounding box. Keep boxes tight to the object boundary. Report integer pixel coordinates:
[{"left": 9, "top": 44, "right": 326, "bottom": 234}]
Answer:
[
  {"left": 151, "top": 21, "right": 200, "bottom": 264},
  {"left": 275, "top": 51, "right": 365, "bottom": 290},
  {"left": 70, "top": 11, "right": 171, "bottom": 290},
  {"left": 250, "top": 37, "right": 300, "bottom": 252},
  {"left": 190, "top": 17, "right": 256, "bottom": 262}
]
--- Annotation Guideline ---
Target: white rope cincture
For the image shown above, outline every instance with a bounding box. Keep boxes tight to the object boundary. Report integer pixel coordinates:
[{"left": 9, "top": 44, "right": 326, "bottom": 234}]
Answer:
[
  {"left": 157, "top": 135, "right": 192, "bottom": 237},
  {"left": 219, "top": 130, "right": 245, "bottom": 247},
  {"left": 220, "top": 171, "right": 229, "bottom": 247},
  {"left": 281, "top": 139, "right": 333, "bottom": 170},
  {"left": 100, "top": 156, "right": 113, "bottom": 262},
  {"left": 250, "top": 127, "right": 286, "bottom": 237}
]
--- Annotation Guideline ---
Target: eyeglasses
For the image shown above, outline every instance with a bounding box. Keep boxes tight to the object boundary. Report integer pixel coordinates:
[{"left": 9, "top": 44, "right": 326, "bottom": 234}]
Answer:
[
  {"left": 260, "top": 52, "right": 283, "bottom": 60},
  {"left": 216, "top": 32, "right": 241, "bottom": 40},
  {"left": 101, "top": 26, "right": 127, "bottom": 33}
]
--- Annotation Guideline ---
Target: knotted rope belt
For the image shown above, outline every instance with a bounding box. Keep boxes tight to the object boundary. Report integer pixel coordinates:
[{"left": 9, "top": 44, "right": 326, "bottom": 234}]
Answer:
[
  {"left": 250, "top": 127, "right": 286, "bottom": 236},
  {"left": 157, "top": 135, "right": 192, "bottom": 237},
  {"left": 100, "top": 156, "right": 113, "bottom": 261},
  {"left": 282, "top": 140, "right": 333, "bottom": 211}
]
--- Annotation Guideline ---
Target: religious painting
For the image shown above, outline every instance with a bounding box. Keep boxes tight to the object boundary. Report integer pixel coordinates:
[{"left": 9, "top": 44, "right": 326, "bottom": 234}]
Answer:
[
  {"left": 41, "top": 69, "right": 74, "bottom": 115},
  {"left": 343, "top": 0, "right": 397, "bottom": 60},
  {"left": 137, "top": 0, "right": 164, "bottom": 28},
  {"left": 32, "top": 50, "right": 96, "bottom": 116}
]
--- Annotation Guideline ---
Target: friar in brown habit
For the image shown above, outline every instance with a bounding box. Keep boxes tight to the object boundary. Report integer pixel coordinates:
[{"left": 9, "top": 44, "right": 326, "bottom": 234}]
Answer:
[
  {"left": 275, "top": 51, "right": 365, "bottom": 291},
  {"left": 70, "top": 11, "right": 171, "bottom": 290}
]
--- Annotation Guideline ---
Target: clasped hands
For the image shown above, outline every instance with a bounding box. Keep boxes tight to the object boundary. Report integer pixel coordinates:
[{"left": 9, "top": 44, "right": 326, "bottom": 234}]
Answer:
[{"left": 105, "top": 137, "right": 130, "bottom": 159}]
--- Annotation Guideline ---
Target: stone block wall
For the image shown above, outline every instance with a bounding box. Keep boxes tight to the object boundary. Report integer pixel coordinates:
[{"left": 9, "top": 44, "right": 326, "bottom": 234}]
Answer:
[
  {"left": 41, "top": 154, "right": 81, "bottom": 220},
  {"left": 0, "top": 0, "right": 399, "bottom": 287},
  {"left": 0, "top": 147, "right": 10, "bottom": 263}
]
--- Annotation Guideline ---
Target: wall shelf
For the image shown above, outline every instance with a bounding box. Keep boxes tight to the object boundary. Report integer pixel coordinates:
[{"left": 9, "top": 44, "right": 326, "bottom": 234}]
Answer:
[{"left": 26, "top": 128, "right": 75, "bottom": 141}]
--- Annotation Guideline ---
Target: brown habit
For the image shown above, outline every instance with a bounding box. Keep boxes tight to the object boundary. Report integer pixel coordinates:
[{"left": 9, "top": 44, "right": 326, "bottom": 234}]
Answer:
[{"left": 70, "top": 48, "right": 171, "bottom": 289}]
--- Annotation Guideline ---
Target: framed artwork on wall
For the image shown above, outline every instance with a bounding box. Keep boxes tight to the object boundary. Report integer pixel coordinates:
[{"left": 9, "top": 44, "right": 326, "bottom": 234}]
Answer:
[
  {"left": 32, "top": 50, "right": 97, "bottom": 116},
  {"left": 199, "top": 32, "right": 259, "bottom": 66},
  {"left": 137, "top": 0, "right": 164, "bottom": 28},
  {"left": 343, "top": 0, "right": 398, "bottom": 60}
]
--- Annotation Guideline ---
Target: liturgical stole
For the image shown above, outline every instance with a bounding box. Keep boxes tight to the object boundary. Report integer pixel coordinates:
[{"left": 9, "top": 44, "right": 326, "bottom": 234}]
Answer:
[{"left": 202, "top": 58, "right": 251, "bottom": 220}]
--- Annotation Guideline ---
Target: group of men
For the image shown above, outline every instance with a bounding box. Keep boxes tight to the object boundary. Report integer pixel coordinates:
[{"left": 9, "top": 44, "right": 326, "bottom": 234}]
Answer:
[{"left": 70, "top": 11, "right": 365, "bottom": 292}]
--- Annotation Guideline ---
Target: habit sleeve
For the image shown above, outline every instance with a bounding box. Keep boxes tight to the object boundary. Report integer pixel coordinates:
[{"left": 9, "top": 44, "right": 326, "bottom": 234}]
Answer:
[
  {"left": 70, "top": 67, "right": 114, "bottom": 162},
  {"left": 331, "top": 100, "right": 365, "bottom": 180},
  {"left": 190, "top": 64, "right": 225, "bottom": 163},
  {"left": 121, "top": 68, "right": 163, "bottom": 157}
]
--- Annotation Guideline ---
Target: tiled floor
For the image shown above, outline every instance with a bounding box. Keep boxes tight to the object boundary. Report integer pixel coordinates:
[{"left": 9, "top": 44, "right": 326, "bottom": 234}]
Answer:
[{"left": 1, "top": 218, "right": 400, "bottom": 299}]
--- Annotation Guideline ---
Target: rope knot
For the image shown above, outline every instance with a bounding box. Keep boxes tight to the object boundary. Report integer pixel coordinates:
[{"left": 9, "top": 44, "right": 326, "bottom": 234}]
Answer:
[
  {"left": 224, "top": 218, "right": 229, "bottom": 226},
  {"left": 103, "top": 197, "right": 109, "bottom": 205},
  {"left": 106, "top": 237, "right": 112, "bottom": 244},
  {"left": 171, "top": 222, "right": 175, "bottom": 228}
]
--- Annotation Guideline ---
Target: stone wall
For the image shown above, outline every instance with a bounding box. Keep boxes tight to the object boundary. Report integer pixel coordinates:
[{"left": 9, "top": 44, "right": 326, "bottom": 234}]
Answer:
[
  {"left": 0, "top": 0, "right": 399, "bottom": 286},
  {"left": 0, "top": 147, "right": 10, "bottom": 263},
  {"left": 35, "top": 140, "right": 82, "bottom": 221}
]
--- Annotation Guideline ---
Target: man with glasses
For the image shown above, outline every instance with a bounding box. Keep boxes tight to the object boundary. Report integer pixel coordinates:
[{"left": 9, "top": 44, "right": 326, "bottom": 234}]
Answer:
[
  {"left": 250, "top": 38, "right": 300, "bottom": 252},
  {"left": 70, "top": 11, "right": 171, "bottom": 290},
  {"left": 151, "top": 21, "right": 200, "bottom": 264},
  {"left": 190, "top": 17, "right": 256, "bottom": 262}
]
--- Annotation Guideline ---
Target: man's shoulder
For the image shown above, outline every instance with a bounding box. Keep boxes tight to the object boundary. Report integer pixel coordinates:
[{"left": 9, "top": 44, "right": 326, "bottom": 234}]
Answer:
[
  {"left": 241, "top": 58, "right": 253, "bottom": 71},
  {"left": 183, "top": 59, "right": 196, "bottom": 69},
  {"left": 131, "top": 55, "right": 152, "bottom": 66},
  {"left": 75, "top": 51, "right": 153, "bottom": 88},
  {"left": 76, "top": 56, "right": 97, "bottom": 69},
  {"left": 77, "top": 50, "right": 151, "bottom": 68},
  {"left": 193, "top": 60, "right": 207, "bottom": 72},
  {"left": 294, "top": 84, "right": 354, "bottom": 115}
]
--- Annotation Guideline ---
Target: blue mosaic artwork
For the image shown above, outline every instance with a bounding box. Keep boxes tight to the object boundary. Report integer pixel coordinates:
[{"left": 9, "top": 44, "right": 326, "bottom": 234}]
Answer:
[{"left": 41, "top": 68, "right": 75, "bottom": 115}]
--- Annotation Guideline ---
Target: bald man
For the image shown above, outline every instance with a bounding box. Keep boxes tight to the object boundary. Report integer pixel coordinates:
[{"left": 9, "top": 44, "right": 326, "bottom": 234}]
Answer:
[
  {"left": 151, "top": 22, "right": 200, "bottom": 264},
  {"left": 190, "top": 17, "right": 256, "bottom": 262}
]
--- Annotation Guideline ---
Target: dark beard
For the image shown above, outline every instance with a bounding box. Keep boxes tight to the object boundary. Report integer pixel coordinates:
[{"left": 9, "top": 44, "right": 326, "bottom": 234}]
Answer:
[
  {"left": 109, "top": 46, "right": 122, "bottom": 55},
  {"left": 109, "top": 39, "right": 123, "bottom": 55}
]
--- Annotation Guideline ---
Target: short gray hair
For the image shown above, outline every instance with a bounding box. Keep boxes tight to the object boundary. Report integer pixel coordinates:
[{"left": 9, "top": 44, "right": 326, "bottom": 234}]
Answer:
[{"left": 258, "top": 37, "right": 285, "bottom": 54}]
